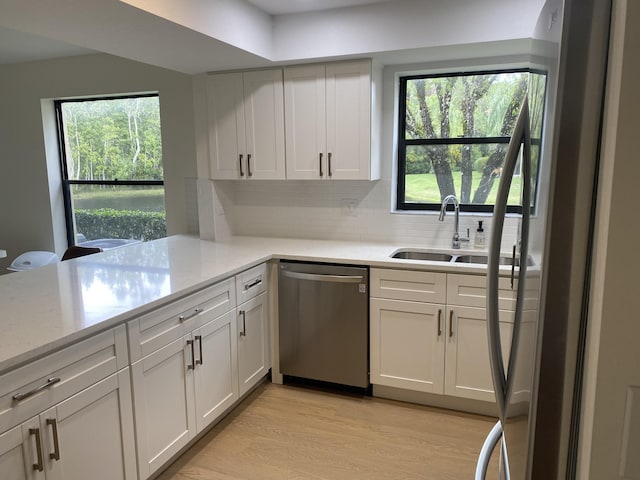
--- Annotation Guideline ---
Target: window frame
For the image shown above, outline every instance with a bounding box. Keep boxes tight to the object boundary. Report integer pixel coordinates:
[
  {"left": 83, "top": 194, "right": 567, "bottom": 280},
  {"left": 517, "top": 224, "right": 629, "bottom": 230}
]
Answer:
[
  {"left": 396, "top": 67, "right": 546, "bottom": 214},
  {"left": 55, "top": 93, "right": 164, "bottom": 247}
]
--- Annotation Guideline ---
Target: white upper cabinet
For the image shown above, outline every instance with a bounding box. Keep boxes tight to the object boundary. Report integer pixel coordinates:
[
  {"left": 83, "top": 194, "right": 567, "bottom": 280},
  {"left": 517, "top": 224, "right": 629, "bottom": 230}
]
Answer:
[
  {"left": 284, "top": 59, "right": 380, "bottom": 180},
  {"left": 207, "top": 69, "right": 285, "bottom": 180}
]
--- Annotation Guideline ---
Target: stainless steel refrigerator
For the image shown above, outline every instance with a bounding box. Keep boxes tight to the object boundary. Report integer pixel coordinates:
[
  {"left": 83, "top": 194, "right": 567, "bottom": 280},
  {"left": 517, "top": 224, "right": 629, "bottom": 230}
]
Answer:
[{"left": 475, "top": 0, "right": 612, "bottom": 478}]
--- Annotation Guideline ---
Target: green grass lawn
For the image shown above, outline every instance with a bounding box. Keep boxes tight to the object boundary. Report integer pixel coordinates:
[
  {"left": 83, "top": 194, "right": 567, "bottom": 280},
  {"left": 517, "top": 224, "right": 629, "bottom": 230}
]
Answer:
[{"left": 405, "top": 173, "right": 522, "bottom": 205}]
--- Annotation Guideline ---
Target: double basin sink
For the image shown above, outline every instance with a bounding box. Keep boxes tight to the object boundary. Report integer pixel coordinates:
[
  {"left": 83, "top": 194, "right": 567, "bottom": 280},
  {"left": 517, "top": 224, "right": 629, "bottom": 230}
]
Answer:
[{"left": 390, "top": 249, "right": 534, "bottom": 267}]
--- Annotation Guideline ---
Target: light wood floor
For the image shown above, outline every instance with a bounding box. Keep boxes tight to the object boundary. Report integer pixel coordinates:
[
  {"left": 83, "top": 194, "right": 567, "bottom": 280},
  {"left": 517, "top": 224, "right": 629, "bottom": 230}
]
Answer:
[{"left": 155, "top": 382, "right": 498, "bottom": 480}]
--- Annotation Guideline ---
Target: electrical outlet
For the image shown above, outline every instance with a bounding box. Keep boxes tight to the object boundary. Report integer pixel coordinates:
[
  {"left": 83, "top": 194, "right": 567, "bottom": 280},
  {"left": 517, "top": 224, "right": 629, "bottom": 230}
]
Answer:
[{"left": 340, "top": 199, "right": 359, "bottom": 217}]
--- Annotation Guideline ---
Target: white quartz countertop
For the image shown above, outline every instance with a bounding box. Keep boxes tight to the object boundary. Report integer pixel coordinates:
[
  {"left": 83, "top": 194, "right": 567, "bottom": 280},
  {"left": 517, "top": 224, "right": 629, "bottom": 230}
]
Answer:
[{"left": 0, "top": 235, "right": 522, "bottom": 374}]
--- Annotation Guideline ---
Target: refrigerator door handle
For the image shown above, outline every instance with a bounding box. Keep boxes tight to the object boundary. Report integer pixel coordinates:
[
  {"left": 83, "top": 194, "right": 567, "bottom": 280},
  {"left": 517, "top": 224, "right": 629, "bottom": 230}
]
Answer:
[
  {"left": 475, "top": 421, "right": 504, "bottom": 480},
  {"left": 487, "top": 97, "right": 531, "bottom": 422}
]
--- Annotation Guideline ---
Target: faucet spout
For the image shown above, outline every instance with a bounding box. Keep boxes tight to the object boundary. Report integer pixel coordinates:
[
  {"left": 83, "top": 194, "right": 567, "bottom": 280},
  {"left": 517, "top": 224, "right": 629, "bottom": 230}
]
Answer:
[{"left": 438, "top": 194, "right": 468, "bottom": 249}]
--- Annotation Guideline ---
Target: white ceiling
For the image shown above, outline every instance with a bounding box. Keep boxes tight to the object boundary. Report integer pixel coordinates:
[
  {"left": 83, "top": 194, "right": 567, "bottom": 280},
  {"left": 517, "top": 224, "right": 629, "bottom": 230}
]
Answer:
[
  {"left": 0, "top": 0, "right": 548, "bottom": 73},
  {"left": 0, "top": 0, "right": 402, "bottom": 66},
  {"left": 246, "top": 0, "right": 395, "bottom": 15}
]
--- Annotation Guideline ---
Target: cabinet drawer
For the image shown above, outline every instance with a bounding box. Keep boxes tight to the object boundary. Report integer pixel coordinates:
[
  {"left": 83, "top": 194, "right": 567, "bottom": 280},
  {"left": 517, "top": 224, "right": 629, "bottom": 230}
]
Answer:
[
  {"left": 370, "top": 268, "right": 446, "bottom": 303},
  {"left": 128, "top": 279, "right": 236, "bottom": 362},
  {"left": 235, "top": 263, "right": 267, "bottom": 305},
  {"left": 0, "top": 325, "right": 127, "bottom": 434},
  {"left": 447, "top": 274, "right": 540, "bottom": 310}
]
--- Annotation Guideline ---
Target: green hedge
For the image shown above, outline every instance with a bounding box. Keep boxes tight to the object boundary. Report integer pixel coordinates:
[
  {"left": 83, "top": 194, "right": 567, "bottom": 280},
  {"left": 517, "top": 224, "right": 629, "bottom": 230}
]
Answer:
[{"left": 75, "top": 208, "right": 166, "bottom": 242}]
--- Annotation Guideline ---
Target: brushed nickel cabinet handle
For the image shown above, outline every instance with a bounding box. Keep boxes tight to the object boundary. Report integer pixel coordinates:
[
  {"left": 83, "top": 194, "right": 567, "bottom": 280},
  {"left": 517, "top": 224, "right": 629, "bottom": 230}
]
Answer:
[
  {"left": 319, "top": 152, "right": 324, "bottom": 177},
  {"left": 178, "top": 307, "right": 202, "bottom": 323},
  {"left": 437, "top": 309, "right": 442, "bottom": 337},
  {"left": 187, "top": 339, "right": 195, "bottom": 370},
  {"left": 449, "top": 310, "right": 454, "bottom": 338},
  {"left": 13, "top": 377, "right": 61, "bottom": 402},
  {"left": 29, "top": 427, "right": 44, "bottom": 472},
  {"left": 328, "top": 152, "right": 333, "bottom": 178},
  {"left": 239, "top": 310, "right": 246, "bottom": 337},
  {"left": 195, "top": 335, "right": 203, "bottom": 365},
  {"left": 239, "top": 154, "right": 245, "bottom": 177},
  {"left": 46, "top": 418, "right": 61, "bottom": 461},
  {"left": 247, "top": 153, "right": 253, "bottom": 177}
]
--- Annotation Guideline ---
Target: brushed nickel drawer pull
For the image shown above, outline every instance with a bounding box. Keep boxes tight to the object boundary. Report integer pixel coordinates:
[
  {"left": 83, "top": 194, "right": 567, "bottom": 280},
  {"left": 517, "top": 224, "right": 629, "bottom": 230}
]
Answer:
[
  {"left": 13, "top": 377, "right": 61, "bottom": 402},
  {"left": 46, "top": 418, "right": 61, "bottom": 461},
  {"left": 187, "top": 339, "right": 195, "bottom": 370},
  {"left": 29, "top": 427, "right": 44, "bottom": 472},
  {"left": 179, "top": 307, "right": 202, "bottom": 322},
  {"left": 195, "top": 335, "right": 203, "bottom": 366},
  {"left": 244, "top": 276, "right": 262, "bottom": 291}
]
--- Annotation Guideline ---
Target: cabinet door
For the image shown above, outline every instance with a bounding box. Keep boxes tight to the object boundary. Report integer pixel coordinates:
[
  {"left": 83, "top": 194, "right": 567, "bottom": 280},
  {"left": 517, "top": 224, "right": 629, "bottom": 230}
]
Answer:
[
  {"left": 207, "top": 72, "right": 245, "bottom": 179},
  {"left": 131, "top": 336, "right": 196, "bottom": 479},
  {"left": 444, "top": 306, "right": 513, "bottom": 402},
  {"left": 325, "top": 60, "right": 371, "bottom": 179},
  {"left": 44, "top": 370, "right": 136, "bottom": 480},
  {"left": 0, "top": 422, "right": 42, "bottom": 480},
  {"left": 193, "top": 310, "right": 239, "bottom": 432},
  {"left": 284, "top": 64, "right": 327, "bottom": 179},
  {"left": 237, "top": 292, "right": 269, "bottom": 397},
  {"left": 243, "top": 70, "right": 286, "bottom": 180},
  {"left": 370, "top": 298, "right": 445, "bottom": 394}
]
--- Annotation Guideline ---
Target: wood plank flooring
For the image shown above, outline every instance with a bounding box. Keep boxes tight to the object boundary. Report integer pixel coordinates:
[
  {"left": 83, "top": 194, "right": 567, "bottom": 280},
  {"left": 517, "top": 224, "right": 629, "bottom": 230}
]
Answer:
[{"left": 155, "top": 382, "right": 498, "bottom": 480}]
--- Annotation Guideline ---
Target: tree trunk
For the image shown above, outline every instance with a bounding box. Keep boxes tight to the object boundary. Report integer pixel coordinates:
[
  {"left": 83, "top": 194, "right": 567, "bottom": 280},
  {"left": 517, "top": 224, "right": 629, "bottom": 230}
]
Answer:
[
  {"left": 460, "top": 76, "right": 494, "bottom": 203},
  {"left": 472, "top": 77, "right": 527, "bottom": 204},
  {"left": 432, "top": 146, "right": 455, "bottom": 199},
  {"left": 413, "top": 79, "right": 456, "bottom": 199}
]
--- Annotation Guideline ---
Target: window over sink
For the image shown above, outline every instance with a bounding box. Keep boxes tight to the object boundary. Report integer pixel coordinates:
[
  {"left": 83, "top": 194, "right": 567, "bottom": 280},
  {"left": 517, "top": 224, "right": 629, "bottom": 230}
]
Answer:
[
  {"left": 396, "top": 69, "right": 547, "bottom": 213},
  {"left": 55, "top": 94, "right": 167, "bottom": 246}
]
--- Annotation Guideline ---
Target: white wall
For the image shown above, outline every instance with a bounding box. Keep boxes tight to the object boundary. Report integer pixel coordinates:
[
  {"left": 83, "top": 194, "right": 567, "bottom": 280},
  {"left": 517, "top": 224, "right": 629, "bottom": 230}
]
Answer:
[
  {"left": 273, "top": 0, "right": 546, "bottom": 62},
  {"left": 0, "top": 53, "right": 197, "bottom": 271},
  {"left": 579, "top": 1, "right": 640, "bottom": 478}
]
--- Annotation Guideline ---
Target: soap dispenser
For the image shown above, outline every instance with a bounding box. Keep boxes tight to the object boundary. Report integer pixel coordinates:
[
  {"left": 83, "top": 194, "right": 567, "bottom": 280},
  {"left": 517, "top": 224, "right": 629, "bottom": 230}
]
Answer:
[{"left": 474, "top": 221, "right": 485, "bottom": 249}]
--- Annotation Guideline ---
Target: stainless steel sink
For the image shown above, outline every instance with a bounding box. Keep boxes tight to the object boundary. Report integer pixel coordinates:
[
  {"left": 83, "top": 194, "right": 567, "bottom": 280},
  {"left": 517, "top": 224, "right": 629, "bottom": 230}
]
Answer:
[
  {"left": 454, "top": 254, "right": 534, "bottom": 267},
  {"left": 390, "top": 250, "right": 454, "bottom": 262},
  {"left": 390, "top": 249, "right": 534, "bottom": 267}
]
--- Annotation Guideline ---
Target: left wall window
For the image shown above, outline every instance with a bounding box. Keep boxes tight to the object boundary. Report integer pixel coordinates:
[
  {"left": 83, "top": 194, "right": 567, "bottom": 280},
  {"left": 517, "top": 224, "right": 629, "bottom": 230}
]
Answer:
[{"left": 55, "top": 94, "right": 167, "bottom": 247}]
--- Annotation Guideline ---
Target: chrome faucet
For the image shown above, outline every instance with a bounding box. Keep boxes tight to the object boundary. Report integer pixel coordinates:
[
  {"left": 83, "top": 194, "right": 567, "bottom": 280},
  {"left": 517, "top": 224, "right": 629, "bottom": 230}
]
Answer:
[{"left": 438, "top": 194, "right": 469, "bottom": 249}]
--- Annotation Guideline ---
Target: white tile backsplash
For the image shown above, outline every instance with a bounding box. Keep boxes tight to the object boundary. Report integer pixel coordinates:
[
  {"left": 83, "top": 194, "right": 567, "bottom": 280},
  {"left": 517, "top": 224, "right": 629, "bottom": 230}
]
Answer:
[{"left": 210, "top": 179, "right": 519, "bottom": 249}]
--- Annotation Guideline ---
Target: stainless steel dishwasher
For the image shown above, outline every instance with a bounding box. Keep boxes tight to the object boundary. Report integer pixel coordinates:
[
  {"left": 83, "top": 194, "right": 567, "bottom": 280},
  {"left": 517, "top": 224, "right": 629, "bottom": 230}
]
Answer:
[{"left": 278, "top": 261, "right": 369, "bottom": 389}]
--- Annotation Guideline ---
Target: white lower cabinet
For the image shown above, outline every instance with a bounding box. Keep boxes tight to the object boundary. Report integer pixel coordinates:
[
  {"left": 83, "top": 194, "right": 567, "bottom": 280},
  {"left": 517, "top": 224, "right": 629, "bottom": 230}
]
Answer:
[
  {"left": 235, "top": 263, "right": 270, "bottom": 397},
  {"left": 0, "top": 370, "right": 136, "bottom": 480},
  {"left": 237, "top": 292, "right": 269, "bottom": 397},
  {"left": 132, "top": 311, "right": 239, "bottom": 478},
  {"left": 193, "top": 311, "right": 239, "bottom": 432},
  {"left": 0, "top": 326, "right": 133, "bottom": 480},
  {"left": 443, "top": 306, "right": 514, "bottom": 402},
  {"left": 129, "top": 266, "right": 270, "bottom": 479},
  {"left": 370, "top": 268, "right": 533, "bottom": 405},
  {"left": 127, "top": 278, "right": 237, "bottom": 478},
  {"left": 131, "top": 336, "right": 196, "bottom": 479},
  {"left": 370, "top": 297, "right": 444, "bottom": 393}
]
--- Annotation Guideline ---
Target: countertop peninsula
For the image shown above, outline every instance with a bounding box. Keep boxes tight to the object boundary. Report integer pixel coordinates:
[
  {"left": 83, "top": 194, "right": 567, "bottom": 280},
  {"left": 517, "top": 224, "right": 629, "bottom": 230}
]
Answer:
[{"left": 0, "top": 235, "right": 516, "bottom": 375}]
